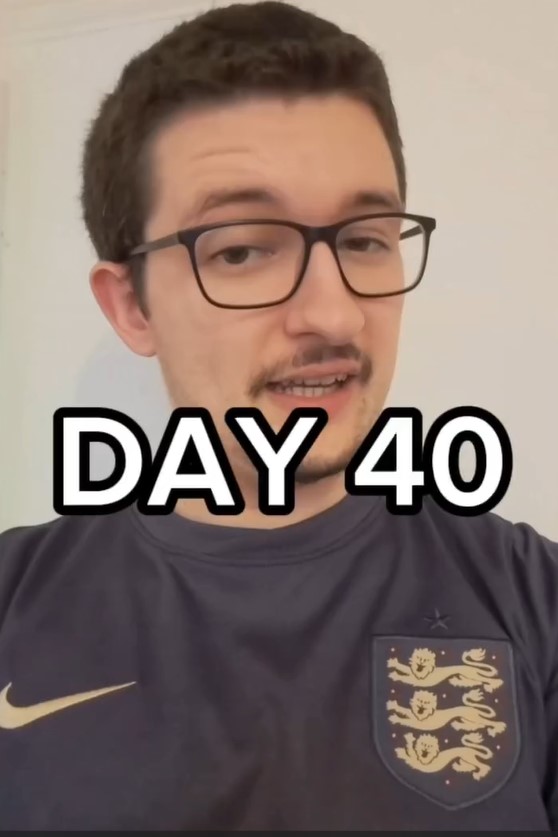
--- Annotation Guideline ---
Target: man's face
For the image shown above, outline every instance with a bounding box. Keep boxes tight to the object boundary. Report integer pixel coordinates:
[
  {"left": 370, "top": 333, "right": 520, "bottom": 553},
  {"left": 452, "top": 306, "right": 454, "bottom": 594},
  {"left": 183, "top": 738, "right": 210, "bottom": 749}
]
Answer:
[{"left": 138, "top": 95, "right": 404, "bottom": 483}]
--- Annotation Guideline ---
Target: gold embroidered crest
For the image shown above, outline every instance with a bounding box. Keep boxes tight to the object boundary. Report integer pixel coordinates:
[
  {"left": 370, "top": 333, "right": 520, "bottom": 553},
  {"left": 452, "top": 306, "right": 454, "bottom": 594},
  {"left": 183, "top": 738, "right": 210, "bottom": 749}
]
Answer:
[{"left": 372, "top": 637, "right": 519, "bottom": 808}]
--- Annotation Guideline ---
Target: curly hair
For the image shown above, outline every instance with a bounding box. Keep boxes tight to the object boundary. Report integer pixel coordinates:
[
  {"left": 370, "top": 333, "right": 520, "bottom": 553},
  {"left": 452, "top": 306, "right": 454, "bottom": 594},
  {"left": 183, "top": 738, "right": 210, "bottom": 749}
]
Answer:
[{"left": 80, "top": 1, "right": 406, "bottom": 314}]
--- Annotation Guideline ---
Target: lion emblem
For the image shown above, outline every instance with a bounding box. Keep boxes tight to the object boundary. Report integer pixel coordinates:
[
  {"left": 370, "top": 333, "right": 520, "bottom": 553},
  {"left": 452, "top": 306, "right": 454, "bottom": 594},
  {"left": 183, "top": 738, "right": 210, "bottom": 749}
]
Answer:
[
  {"left": 395, "top": 732, "right": 493, "bottom": 780},
  {"left": 387, "top": 688, "right": 506, "bottom": 737},
  {"left": 388, "top": 647, "right": 503, "bottom": 692}
]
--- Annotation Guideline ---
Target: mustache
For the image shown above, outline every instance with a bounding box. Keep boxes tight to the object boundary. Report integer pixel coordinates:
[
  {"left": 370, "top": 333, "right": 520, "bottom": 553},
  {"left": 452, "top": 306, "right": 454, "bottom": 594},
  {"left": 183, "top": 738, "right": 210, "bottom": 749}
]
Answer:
[{"left": 249, "top": 344, "right": 373, "bottom": 397}]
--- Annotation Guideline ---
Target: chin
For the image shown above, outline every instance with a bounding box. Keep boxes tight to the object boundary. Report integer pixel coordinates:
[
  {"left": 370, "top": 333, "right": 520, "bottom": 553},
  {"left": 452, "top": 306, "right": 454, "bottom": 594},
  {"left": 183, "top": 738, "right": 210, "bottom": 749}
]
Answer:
[
  {"left": 293, "top": 411, "right": 375, "bottom": 484},
  {"left": 294, "top": 448, "right": 357, "bottom": 485}
]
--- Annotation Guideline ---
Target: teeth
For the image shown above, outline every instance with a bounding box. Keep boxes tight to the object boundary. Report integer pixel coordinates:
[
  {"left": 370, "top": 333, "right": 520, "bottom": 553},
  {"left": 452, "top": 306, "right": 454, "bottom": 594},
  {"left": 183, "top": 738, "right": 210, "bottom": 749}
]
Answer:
[
  {"left": 294, "top": 375, "right": 344, "bottom": 386},
  {"left": 271, "top": 374, "right": 348, "bottom": 388},
  {"left": 269, "top": 375, "right": 350, "bottom": 397},
  {"left": 283, "top": 385, "right": 335, "bottom": 397}
]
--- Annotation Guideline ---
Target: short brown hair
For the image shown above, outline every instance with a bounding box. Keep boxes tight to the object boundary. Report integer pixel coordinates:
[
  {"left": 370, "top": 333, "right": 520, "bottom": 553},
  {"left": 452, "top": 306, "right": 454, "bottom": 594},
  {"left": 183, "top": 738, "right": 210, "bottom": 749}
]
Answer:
[{"left": 80, "top": 0, "right": 406, "bottom": 314}]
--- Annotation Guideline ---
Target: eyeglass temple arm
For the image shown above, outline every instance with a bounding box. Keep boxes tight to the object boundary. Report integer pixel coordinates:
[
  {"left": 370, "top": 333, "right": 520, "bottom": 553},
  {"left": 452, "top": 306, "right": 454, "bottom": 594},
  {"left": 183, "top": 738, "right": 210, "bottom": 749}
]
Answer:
[
  {"left": 129, "top": 232, "right": 181, "bottom": 258},
  {"left": 400, "top": 224, "right": 423, "bottom": 242}
]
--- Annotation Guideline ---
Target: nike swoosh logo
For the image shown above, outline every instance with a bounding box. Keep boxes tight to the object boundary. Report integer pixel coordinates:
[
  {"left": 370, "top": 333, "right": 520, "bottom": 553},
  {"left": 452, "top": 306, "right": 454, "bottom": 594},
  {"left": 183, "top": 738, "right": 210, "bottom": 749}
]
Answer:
[{"left": 0, "top": 681, "right": 136, "bottom": 729}]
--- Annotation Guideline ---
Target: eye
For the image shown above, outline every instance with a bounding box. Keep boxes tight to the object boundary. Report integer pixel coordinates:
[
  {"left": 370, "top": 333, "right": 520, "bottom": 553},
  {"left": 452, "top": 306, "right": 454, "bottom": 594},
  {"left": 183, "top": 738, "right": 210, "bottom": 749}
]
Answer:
[
  {"left": 339, "top": 235, "right": 388, "bottom": 253},
  {"left": 215, "top": 245, "right": 264, "bottom": 265}
]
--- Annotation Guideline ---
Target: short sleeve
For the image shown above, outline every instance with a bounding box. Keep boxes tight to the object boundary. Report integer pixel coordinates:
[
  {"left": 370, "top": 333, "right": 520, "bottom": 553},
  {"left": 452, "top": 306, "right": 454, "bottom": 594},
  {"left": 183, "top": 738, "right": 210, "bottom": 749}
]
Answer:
[{"left": 511, "top": 524, "right": 558, "bottom": 827}]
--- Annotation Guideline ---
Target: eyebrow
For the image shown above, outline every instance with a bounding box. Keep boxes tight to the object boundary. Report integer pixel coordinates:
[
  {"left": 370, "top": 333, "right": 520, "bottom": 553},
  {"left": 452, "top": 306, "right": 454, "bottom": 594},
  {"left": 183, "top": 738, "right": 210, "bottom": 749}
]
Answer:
[{"left": 187, "top": 186, "right": 404, "bottom": 222}]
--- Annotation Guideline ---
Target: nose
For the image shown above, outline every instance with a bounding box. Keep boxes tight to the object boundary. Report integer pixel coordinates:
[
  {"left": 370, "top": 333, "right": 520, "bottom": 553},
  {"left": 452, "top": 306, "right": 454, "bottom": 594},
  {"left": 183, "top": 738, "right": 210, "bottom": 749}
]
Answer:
[{"left": 283, "top": 241, "right": 365, "bottom": 343}]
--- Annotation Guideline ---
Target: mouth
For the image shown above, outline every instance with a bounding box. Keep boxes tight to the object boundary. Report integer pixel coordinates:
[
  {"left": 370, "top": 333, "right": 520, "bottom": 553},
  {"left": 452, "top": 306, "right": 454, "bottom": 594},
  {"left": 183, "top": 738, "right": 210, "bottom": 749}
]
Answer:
[
  {"left": 265, "top": 361, "right": 361, "bottom": 397},
  {"left": 266, "top": 373, "right": 353, "bottom": 398},
  {"left": 263, "top": 362, "right": 362, "bottom": 417}
]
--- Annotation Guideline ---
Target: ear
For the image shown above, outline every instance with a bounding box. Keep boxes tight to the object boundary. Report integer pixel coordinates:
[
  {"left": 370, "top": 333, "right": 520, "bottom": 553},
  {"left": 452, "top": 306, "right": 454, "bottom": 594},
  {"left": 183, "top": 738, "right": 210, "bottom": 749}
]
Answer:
[{"left": 89, "top": 260, "right": 156, "bottom": 357}]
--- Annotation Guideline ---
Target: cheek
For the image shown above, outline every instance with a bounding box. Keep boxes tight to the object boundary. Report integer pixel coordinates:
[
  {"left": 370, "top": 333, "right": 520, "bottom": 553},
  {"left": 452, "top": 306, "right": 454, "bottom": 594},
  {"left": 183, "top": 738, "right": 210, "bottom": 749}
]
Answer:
[
  {"left": 149, "top": 280, "right": 277, "bottom": 400},
  {"left": 364, "top": 298, "right": 404, "bottom": 358}
]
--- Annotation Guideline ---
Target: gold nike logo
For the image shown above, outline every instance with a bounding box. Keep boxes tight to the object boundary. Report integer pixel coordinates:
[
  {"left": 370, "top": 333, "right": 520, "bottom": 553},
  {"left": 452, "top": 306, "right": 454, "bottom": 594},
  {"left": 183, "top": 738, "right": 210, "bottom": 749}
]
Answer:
[{"left": 0, "top": 681, "right": 136, "bottom": 729}]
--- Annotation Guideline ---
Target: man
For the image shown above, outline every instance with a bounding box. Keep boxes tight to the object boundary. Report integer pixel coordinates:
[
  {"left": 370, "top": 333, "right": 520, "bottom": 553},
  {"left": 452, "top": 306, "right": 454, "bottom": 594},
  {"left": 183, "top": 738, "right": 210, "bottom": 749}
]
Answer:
[{"left": 0, "top": 1, "right": 556, "bottom": 829}]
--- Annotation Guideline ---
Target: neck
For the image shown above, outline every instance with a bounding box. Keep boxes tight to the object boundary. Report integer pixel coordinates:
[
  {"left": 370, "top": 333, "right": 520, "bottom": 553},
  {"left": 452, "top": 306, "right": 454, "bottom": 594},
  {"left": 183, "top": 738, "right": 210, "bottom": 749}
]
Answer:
[{"left": 174, "top": 472, "right": 347, "bottom": 529}]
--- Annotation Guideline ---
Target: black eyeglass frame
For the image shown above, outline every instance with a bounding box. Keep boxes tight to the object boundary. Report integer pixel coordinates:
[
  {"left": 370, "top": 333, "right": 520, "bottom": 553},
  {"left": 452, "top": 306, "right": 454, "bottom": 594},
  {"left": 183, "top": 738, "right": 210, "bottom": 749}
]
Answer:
[{"left": 127, "top": 212, "right": 437, "bottom": 310}]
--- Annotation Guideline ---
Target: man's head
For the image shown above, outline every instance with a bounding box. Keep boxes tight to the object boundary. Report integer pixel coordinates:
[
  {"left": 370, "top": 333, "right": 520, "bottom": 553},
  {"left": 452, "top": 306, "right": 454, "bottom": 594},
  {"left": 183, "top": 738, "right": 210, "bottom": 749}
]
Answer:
[{"left": 82, "top": 1, "right": 423, "bottom": 490}]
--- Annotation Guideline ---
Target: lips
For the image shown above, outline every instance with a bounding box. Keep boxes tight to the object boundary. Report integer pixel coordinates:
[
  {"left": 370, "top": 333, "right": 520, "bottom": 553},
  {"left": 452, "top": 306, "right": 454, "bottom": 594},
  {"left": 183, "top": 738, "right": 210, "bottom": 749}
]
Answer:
[
  {"left": 267, "top": 361, "right": 362, "bottom": 390},
  {"left": 268, "top": 377, "right": 350, "bottom": 397},
  {"left": 263, "top": 361, "right": 361, "bottom": 417}
]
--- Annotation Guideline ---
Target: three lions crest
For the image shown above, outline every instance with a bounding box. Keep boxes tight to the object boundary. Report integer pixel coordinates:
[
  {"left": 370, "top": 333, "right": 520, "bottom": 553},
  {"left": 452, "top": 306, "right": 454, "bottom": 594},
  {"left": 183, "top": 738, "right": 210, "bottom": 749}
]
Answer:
[{"left": 372, "top": 637, "right": 519, "bottom": 808}]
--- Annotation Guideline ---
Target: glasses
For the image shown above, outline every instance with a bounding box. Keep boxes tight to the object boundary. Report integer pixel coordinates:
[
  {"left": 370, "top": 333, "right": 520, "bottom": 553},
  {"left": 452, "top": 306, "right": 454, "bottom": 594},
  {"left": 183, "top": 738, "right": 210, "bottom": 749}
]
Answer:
[{"left": 127, "top": 213, "right": 436, "bottom": 309}]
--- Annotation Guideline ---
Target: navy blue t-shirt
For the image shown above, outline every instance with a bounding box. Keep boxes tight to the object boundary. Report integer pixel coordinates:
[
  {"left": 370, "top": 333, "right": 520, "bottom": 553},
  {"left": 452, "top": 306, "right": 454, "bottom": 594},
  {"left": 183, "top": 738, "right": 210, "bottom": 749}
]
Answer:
[{"left": 0, "top": 496, "right": 557, "bottom": 830}]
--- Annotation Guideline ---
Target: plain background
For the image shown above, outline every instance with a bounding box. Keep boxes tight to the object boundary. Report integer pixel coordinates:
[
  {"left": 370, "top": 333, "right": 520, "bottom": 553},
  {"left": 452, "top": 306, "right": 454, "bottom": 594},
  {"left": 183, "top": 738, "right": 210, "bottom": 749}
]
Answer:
[{"left": 0, "top": 0, "right": 556, "bottom": 538}]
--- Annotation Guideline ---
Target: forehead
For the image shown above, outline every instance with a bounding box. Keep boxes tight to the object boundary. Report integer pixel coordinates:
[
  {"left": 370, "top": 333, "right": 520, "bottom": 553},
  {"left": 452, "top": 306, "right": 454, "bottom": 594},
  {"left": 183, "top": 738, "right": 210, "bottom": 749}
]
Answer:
[{"left": 147, "top": 95, "right": 400, "bottom": 229}]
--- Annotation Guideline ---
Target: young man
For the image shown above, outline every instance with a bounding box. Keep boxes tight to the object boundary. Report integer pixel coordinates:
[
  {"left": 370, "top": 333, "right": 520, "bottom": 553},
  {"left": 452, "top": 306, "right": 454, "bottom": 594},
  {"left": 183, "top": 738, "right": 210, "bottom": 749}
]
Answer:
[{"left": 0, "top": 1, "right": 556, "bottom": 829}]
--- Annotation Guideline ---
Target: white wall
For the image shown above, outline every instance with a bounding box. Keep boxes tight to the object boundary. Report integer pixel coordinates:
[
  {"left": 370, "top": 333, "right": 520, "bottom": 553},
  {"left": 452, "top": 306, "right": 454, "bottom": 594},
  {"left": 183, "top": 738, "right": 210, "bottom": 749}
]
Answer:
[{"left": 1, "top": 0, "right": 557, "bottom": 538}]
